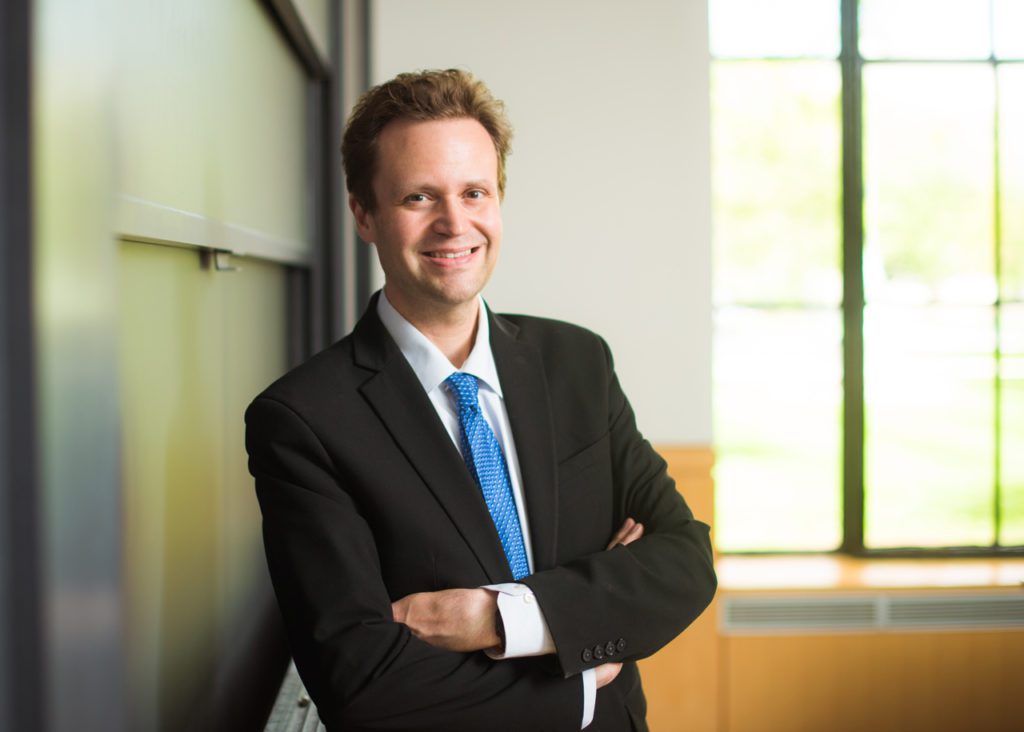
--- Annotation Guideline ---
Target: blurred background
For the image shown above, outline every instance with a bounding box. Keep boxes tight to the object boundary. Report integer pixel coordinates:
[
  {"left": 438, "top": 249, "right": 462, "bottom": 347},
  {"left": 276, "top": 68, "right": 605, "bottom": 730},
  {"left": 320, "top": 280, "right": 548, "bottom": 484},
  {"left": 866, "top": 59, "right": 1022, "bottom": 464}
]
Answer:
[{"left": 1, "top": 0, "right": 1021, "bottom": 730}]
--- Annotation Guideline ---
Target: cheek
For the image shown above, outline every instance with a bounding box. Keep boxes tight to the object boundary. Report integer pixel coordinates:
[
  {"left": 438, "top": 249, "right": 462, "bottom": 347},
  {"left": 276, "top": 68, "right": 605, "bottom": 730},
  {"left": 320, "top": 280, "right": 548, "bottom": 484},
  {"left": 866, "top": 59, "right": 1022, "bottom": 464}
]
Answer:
[
  {"left": 373, "top": 219, "right": 413, "bottom": 256},
  {"left": 481, "top": 208, "right": 503, "bottom": 242}
]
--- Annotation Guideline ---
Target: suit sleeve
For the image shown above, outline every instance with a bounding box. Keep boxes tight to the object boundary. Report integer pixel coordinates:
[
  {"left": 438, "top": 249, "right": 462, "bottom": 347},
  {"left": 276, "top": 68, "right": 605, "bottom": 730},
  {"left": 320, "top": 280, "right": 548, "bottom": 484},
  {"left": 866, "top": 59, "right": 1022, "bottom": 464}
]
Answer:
[
  {"left": 246, "top": 396, "right": 582, "bottom": 731},
  {"left": 521, "top": 339, "right": 717, "bottom": 678}
]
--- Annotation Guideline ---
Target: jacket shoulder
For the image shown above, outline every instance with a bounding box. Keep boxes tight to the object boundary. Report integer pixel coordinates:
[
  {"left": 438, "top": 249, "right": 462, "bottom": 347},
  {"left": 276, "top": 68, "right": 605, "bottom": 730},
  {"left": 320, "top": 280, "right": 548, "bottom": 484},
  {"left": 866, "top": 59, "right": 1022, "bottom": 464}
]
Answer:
[{"left": 495, "top": 312, "right": 609, "bottom": 357}]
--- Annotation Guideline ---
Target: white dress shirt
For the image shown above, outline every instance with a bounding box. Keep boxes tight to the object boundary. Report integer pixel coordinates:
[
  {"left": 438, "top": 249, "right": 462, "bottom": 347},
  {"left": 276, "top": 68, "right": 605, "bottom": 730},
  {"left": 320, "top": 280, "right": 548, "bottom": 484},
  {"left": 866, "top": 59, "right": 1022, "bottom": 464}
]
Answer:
[{"left": 376, "top": 292, "right": 597, "bottom": 728}]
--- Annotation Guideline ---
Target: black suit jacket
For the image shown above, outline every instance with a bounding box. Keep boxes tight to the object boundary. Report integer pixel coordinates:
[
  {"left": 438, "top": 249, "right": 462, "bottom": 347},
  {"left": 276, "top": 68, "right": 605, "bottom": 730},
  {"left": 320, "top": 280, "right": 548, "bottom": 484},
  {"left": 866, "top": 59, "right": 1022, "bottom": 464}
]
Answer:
[{"left": 245, "top": 295, "right": 716, "bottom": 731}]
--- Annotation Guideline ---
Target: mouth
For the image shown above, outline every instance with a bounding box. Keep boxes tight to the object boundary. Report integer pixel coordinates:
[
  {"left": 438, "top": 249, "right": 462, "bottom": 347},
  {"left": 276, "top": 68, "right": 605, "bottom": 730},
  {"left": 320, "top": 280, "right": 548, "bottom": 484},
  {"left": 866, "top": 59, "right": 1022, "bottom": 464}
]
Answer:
[{"left": 423, "top": 246, "right": 481, "bottom": 261}]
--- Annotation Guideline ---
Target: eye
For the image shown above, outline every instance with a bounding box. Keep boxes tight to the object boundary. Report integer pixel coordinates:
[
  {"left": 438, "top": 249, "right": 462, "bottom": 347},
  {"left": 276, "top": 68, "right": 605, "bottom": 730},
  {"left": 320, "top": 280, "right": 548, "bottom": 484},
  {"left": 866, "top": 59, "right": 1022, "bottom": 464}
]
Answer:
[
  {"left": 465, "top": 189, "right": 485, "bottom": 200},
  {"left": 403, "top": 193, "right": 428, "bottom": 204}
]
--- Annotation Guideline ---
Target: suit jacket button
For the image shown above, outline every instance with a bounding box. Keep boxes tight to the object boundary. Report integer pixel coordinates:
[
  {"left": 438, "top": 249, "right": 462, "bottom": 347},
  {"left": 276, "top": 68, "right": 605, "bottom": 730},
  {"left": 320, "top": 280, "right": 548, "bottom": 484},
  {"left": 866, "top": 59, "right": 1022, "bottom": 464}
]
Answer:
[
  {"left": 616, "top": 638, "right": 626, "bottom": 652},
  {"left": 605, "top": 641, "right": 617, "bottom": 656},
  {"left": 582, "top": 648, "right": 593, "bottom": 663},
  {"left": 593, "top": 644, "right": 605, "bottom": 661}
]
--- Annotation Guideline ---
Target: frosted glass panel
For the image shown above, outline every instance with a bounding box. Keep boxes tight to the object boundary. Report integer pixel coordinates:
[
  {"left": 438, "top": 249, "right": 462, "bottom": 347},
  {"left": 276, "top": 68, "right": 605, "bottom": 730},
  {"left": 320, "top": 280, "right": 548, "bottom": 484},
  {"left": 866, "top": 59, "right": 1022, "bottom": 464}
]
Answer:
[
  {"left": 119, "top": 241, "right": 287, "bottom": 731},
  {"left": 116, "top": 0, "right": 309, "bottom": 259}
]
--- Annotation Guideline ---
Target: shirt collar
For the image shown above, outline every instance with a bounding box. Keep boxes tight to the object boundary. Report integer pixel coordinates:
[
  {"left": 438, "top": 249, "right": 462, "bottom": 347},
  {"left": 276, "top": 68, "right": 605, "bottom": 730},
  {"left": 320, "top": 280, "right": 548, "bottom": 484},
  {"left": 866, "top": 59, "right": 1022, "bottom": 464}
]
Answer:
[{"left": 376, "top": 290, "right": 504, "bottom": 398}]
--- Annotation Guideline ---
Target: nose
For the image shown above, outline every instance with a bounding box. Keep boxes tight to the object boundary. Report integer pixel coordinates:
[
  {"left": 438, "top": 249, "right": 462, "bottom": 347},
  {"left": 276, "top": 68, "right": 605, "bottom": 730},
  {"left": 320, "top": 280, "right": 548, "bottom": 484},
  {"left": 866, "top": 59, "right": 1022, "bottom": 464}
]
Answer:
[{"left": 433, "top": 196, "right": 469, "bottom": 237}]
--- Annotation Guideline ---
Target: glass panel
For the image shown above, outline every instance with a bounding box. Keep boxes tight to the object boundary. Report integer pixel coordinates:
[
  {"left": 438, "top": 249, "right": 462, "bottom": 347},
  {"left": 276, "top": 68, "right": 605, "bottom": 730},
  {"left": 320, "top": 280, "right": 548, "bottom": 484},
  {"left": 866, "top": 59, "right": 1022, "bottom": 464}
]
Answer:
[
  {"left": 865, "top": 305, "right": 996, "bottom": 548},
  {"left": 712, "top": 62, "right": 842, "bottom": 306},
  {"left": 995, "top": 0, "right": 1024, "bottom": 59},
  {"left": 1004, "top": 303, "right": 1024, "bottom": 356},
  {"left": 709, "top": 0, "right": 840, "bottom": 58},
  {"left": 864, "top": 64, "right": 996, "bottom": 306},
  {"left": 1000, "top": 354, "right": 1024, "bottom": 545},
  {"left": 714, "top": 307, "right": 842, "bottom": 552},
  {"left": 1001, "top": 65, "right": 1024, "bottom": 301},
  {"left": 119, "top": 241, "right": 287, "bottom": 730},
  {"left": 860, "top": 0, "right": 991, "bottom": 59}
]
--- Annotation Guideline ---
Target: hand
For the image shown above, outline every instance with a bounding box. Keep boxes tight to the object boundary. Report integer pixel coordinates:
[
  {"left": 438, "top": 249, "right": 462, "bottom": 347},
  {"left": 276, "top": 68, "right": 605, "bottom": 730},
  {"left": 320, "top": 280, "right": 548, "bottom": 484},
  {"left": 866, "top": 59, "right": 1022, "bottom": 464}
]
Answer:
[
  {"left": 606, "top": 517, "right": 643, "bottom": 550},
  {"left": 391, "top": 588, "right": 500, "bottom": 652},
  {"left": 595, "top": 662, "right": 623, "bottom": 689}
]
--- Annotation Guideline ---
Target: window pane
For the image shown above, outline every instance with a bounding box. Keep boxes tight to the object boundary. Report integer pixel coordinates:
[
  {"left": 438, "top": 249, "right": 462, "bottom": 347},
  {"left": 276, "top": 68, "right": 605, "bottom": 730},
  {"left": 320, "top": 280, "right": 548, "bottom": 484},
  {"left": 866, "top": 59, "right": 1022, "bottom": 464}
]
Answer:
[
  {"left": 864, "top": 64, "right": 996, "bottom": 305},
  {"left": 1001, "top": 353, "right": 1024, "bottom": 546},
  {"left": 865, "top": 305, "right": 996, "bottom": 548},
  {"left": 714, "top": 308, "right": 842, "bottom": 552},
  {"left": 995, "top": 0, "right": 1024, "bottom": 59},
  {"left": 713, "top": 62, "right": 842, "bottom": 306},
  {"left": 710, "top": 0, "right": 839, "bottom": 58},
  {"left": 1002, "top": 308, "right": 1024, "bottom": 545},
  {"left": 1001, "top": 65, "right": 1024, "bottom": 301},
  {"left": 1004, "top": 304, "right": 1024, "bottom": 356},
  {"left": 860, "top": 0, "right": 991, "bottom": 59}
]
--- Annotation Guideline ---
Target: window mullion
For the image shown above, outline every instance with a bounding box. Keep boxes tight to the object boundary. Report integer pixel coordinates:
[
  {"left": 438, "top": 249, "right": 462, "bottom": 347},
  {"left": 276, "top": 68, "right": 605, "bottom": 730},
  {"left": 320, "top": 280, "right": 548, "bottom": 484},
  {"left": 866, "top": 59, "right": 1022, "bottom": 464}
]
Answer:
[{"left": 840, "top": 0, "right": 866, "bottom": 553}]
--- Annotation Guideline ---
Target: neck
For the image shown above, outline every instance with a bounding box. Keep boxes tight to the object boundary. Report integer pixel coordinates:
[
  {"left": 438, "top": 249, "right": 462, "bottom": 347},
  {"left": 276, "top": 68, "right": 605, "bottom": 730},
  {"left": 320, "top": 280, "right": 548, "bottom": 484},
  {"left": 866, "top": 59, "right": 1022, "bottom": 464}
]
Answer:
[{"left": 384, "top": 287, "right": 480, "bottom": 368}]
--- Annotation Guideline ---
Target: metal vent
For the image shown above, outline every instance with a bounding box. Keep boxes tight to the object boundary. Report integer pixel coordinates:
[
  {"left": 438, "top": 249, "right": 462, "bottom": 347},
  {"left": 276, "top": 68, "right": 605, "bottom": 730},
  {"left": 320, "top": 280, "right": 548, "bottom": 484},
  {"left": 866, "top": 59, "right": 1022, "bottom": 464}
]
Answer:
[
  {"left": 722, "top": 593, "right": 1024, "bottom": 633},
  {"left": 887, "top": 595, "right": 1024, "bottom": 628},
  {"left": 724, "top": 596, "right": 877, "bottom": 631}
]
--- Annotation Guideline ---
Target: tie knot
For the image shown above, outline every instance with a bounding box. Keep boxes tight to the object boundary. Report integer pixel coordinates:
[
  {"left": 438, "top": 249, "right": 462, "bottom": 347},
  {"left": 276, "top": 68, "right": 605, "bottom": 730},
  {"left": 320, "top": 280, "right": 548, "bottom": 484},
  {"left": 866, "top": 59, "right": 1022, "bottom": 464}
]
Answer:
[{"left": 445, "top": 372, "right": 480, "bottom": 412}]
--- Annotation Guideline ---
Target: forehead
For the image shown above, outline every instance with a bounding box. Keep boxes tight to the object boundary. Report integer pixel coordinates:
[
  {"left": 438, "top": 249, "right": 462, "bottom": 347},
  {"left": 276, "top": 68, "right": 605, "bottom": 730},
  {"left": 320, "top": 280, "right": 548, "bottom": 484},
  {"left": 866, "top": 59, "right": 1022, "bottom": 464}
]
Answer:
[{"left": 373, "top": 117, "right": 498, "bottom": 187}]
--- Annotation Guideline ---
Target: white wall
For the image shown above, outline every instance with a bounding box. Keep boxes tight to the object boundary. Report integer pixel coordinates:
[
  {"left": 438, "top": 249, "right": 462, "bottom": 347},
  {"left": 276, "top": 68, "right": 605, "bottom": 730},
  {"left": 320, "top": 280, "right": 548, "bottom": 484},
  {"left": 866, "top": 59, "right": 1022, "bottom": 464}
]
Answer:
[{"left": 370, "top": 0, "right": 711, "bottom": 444}]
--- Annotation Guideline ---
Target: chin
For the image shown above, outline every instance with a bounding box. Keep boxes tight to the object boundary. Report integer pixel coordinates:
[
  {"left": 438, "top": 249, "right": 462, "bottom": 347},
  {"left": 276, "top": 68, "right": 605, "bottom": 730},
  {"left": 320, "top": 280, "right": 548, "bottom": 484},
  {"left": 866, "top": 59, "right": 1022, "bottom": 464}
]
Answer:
[{"left": 430, "top": 278, "right": 489, "bottom": 304}]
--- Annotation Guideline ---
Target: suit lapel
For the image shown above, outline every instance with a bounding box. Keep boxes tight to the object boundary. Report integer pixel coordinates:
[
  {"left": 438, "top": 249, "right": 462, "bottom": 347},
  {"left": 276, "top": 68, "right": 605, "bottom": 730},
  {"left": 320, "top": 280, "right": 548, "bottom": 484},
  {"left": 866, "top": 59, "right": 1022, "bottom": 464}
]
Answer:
[
  {"left": 489, "top": 311, "right": 559, "bottom": 573},
  {"left": 353, "top": 298, "right": 514, "bottom": 585}
]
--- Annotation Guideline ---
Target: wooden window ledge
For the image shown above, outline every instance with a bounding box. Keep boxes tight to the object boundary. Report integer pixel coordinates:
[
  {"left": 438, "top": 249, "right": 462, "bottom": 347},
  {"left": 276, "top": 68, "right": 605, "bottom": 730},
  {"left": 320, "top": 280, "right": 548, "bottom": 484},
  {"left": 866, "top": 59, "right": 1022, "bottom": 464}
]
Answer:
[{"left": 716, "top": 554, "right": 1024, "bottom": 594}]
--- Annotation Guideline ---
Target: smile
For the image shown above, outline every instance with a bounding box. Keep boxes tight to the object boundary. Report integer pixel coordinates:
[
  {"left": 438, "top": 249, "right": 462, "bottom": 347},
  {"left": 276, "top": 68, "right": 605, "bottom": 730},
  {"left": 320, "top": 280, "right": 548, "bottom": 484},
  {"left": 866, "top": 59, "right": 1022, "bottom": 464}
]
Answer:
[{"left": 425, "top": 247, "right": 479, "bottom": 260}]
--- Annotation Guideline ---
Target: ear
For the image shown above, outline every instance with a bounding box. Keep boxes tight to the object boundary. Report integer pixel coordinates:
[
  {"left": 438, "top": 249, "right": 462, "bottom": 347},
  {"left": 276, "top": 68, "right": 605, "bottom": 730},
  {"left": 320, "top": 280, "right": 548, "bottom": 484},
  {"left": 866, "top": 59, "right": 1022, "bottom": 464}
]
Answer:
[{"left": 349, "top": 194, "right": 376, "bottom": 244}]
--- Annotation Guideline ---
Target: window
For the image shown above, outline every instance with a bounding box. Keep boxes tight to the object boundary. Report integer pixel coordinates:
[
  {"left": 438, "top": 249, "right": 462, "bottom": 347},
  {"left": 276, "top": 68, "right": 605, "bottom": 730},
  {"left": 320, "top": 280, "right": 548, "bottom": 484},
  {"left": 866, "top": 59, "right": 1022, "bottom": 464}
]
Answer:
[{"left": 711, "top": 0, "right": 1024, "bottom": 554}]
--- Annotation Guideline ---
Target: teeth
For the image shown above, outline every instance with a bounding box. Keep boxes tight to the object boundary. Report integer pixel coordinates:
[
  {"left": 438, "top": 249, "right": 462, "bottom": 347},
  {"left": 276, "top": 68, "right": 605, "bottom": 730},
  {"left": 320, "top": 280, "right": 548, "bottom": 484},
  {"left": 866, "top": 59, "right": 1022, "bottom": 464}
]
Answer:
[{"left": 429, "top": 249, "right": 473, "bottom": 259}]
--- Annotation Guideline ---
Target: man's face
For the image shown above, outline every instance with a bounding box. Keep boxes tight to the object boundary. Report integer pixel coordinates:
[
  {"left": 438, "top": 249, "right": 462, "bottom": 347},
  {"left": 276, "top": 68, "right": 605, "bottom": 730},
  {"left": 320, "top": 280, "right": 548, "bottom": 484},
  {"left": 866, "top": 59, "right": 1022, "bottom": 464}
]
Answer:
[{"left": 351, "top": 117, "right": 503, "bottom": 322}]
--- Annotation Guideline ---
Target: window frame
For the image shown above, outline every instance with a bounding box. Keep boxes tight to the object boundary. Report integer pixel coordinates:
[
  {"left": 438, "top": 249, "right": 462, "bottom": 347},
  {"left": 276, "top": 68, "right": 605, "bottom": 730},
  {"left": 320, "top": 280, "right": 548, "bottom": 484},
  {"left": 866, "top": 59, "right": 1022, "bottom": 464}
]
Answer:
[{"left": 713, "top": 0, "right": 1024, "bottom": 557}]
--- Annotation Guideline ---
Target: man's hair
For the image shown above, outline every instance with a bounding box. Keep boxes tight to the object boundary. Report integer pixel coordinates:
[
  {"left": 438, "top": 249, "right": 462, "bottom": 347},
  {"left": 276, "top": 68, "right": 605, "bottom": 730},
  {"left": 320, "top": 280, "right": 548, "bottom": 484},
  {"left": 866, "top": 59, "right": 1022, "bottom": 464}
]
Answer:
[{"left": 341, "top": 69, "right": 513, "bottom": 211}]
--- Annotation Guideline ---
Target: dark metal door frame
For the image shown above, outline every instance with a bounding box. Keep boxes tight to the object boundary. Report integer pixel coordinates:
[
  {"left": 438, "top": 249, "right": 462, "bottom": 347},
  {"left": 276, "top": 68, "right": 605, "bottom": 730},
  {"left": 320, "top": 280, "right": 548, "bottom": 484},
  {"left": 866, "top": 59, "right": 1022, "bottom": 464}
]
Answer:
[{"left": 0, "top": 0, "right": 45, "bottom": 729}]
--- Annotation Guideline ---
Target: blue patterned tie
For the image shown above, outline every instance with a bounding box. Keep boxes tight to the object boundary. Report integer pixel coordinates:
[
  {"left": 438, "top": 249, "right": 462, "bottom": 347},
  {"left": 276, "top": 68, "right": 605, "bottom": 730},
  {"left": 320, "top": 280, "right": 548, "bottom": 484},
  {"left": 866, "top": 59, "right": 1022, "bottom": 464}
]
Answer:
[{"left": 445, "top": 372, "right": 530, "bottom": 580}]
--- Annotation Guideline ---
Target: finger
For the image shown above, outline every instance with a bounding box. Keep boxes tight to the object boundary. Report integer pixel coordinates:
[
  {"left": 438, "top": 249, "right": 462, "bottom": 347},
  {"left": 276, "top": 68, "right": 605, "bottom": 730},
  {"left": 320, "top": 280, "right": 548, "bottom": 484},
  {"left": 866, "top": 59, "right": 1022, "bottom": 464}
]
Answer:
[
  {"left": 594, "top": 662, "right": 623, "bottom": 689},
  {"left": 606, "top": 518, "right": 636, "bottom": 550},
  {"left": 613, "top": 517, "right": 635, "bottom": 543},
  {"left": 390, "top": 592, "right": 422, "bottom": 624},
  {"left": 621, "top": 522, "right": 644, "bottom": 546}
]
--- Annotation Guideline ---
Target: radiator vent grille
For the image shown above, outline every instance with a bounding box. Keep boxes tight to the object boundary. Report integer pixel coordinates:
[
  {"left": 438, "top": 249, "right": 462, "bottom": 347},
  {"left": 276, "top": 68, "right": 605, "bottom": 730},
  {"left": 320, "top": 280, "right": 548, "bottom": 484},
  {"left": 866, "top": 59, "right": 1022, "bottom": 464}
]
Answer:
[
  {"left": 722, "top": 593, "right": 1024, "bottom": 633},
  {"left": 887, "top": 596, "right": 1024, "bottom": 627}
]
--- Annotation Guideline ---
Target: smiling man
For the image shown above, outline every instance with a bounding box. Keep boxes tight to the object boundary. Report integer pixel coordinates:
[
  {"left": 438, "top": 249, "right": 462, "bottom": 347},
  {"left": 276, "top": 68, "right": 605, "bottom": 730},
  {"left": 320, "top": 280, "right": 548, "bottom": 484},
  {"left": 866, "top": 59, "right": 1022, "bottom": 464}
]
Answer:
[{"left": 245, "top": 69, "right": 716, "bottom": 731}]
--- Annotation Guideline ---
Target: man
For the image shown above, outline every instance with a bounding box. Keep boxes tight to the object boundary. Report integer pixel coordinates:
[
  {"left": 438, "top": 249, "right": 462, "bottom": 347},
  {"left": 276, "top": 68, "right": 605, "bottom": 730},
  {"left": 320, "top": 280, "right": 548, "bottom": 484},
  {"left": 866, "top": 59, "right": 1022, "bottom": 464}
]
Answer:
[{"left": 245, "top": 69, "right": 715, "bottom": 731}]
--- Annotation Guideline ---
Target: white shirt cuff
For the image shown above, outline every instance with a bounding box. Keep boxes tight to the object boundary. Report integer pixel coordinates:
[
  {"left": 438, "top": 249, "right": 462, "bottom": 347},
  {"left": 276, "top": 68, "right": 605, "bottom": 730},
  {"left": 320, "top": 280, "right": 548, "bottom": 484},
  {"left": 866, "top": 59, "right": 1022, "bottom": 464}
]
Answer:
[
  {"left": 581, "top": 668, "right": 596, "bottom": 728},
  {"left": 481, "top": 583, "right": 555, "bottom": 659}
]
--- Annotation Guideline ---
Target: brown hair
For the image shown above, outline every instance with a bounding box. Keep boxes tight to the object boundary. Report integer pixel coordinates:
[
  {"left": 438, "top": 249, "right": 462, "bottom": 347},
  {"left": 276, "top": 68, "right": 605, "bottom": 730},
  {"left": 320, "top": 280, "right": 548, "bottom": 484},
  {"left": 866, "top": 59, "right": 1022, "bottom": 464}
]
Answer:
[{"left": 341, "top": 69, "right": 513, "bottom": 211}]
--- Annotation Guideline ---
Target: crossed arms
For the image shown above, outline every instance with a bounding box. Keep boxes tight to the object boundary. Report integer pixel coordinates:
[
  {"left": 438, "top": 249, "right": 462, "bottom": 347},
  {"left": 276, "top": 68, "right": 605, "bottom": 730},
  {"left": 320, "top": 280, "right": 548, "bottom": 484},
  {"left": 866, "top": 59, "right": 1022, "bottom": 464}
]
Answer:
[{"left": 390, "top": 517, "right": 647, "bottom": 690}]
